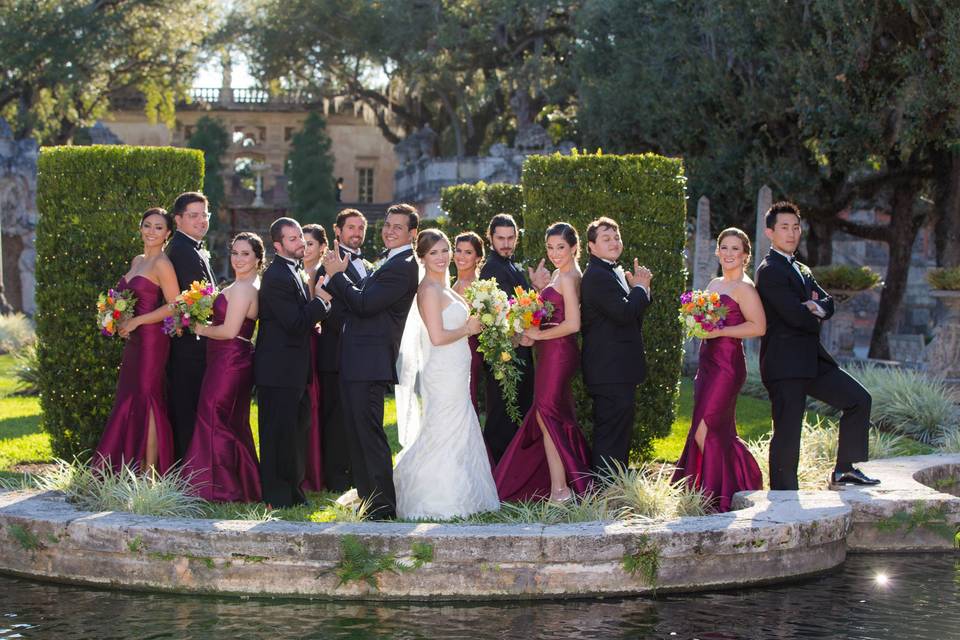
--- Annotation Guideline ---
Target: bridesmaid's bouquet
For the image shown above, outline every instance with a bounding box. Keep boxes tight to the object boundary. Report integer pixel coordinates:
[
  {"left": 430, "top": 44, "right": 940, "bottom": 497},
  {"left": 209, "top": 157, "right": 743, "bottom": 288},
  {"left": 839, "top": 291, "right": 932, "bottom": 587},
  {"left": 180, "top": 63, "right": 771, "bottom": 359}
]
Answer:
[
  {"left": 463, "top": 278, "right": 523, "bottom": 422},
  {"left": 507, "top": 286, "right": 554, "bottom": 333},
  {"left": 96, "top": 289, "right": 137, "bottom": 337},
  {"left": 163, "top": 280, "right": 218, "bottom": 338},
  {"left": 679, "top": 289, "right": 729, "bottom": 340}
]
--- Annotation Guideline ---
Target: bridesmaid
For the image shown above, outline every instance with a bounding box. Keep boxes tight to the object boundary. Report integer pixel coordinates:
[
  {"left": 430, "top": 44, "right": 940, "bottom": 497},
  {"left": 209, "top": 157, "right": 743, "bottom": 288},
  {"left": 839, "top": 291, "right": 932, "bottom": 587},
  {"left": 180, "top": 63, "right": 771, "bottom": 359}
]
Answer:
[
  {"left": 673, "top": 228, "right": 765, "bottom": 512},
  {"left": 494, "top": 222, "right": 591, "bottom": 502},
  {"left": 184, "top": 232, "right": 263, "bottom": 502},
  {"left": 451, "top": 231, "right": 484, "bottom": 415},
  {"left": 301, "top": 223, "right": 328, "bottom": 492},
  {"left": 95, "top": 208, "right": 180, "bottom": 474}
]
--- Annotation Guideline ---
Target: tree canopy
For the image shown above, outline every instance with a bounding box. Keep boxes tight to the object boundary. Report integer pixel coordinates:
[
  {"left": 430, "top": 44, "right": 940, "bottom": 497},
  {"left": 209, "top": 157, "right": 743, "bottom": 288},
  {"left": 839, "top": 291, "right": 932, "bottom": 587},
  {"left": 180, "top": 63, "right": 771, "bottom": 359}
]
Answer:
[
  {"left": 285, "top": 111, "right": 337, "bottom": 227},
  {"left": 0, "top": 0, "right": 216, "bottom": 143}
]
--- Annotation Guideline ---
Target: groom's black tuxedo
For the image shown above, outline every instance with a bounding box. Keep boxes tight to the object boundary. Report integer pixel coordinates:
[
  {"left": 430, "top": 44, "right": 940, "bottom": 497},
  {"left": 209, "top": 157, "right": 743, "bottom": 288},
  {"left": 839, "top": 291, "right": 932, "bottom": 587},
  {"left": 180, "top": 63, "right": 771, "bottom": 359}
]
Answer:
[
  {"left": 478, "top": 252, "right": 536, "bottom": 463},
  {"left": 756, "top": 249, "right": 870, "bottom": 490},
  {"left": 255, "top": 256, "right": 329, "bottom": 507},
  {"left": 165, "top": 230, "right": 217, "bottom": 460},
  {"left": 580, "top": 254, "right": 651, "bottom": 469},
  {"left": 325, "top": 247, "right": 419, "bottom": 519},
  {"left": 313, "top": 247, "right": 366, "bottom": 491}
]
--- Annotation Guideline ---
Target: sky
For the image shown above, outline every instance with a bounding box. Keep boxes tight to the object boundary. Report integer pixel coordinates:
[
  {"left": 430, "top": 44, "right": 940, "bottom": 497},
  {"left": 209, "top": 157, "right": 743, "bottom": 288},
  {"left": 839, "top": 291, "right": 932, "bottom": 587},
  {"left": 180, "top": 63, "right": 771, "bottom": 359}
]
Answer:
[{"left": 194, "top": 52, "right": 256, "bottom": 89}]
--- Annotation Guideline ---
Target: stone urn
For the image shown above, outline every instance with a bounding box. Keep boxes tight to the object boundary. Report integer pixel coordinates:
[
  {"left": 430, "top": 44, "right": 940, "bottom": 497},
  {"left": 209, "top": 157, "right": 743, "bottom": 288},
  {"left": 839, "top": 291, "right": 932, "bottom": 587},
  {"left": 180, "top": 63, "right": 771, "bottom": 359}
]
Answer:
[
  {"left": 926, "top": 289, "right": 960, "bottom": 378},
  {"left": 821, "top": 288, "right": 868, "bottom": 358}
]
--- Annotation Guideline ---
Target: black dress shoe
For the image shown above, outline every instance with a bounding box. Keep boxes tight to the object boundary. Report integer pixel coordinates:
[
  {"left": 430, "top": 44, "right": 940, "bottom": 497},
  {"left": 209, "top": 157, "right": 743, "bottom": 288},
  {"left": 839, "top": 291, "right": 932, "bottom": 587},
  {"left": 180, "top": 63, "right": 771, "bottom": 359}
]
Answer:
[{"left": 830, "top": 468, "right": 881, "bottom": 486}]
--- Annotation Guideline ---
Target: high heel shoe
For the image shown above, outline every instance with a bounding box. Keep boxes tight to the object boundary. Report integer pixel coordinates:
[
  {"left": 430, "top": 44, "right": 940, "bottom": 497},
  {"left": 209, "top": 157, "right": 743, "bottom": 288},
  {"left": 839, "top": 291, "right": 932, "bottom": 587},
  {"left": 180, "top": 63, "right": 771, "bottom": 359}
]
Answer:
[{"left": 551, "top": 487, "right": 573, "bottom": 503}]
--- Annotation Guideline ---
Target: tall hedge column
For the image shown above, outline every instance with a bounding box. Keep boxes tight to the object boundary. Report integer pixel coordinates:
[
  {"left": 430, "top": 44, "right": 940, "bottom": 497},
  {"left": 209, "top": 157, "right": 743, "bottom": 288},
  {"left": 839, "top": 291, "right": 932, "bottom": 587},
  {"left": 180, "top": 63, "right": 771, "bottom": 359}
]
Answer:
[
  {"left": 521, "top": 152, "right": 687, "bottom": 461},
  {"left": 35, "top": 145, "right": 204, "bottom": 459}
]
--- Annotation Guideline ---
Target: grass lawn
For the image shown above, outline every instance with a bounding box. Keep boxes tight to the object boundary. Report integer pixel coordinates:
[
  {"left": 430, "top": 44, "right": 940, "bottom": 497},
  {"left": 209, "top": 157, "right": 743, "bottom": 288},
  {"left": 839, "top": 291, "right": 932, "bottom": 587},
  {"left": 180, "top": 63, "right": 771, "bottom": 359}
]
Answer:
[{"left": 651, "top": 378, "right": 773, "bottom": 462}]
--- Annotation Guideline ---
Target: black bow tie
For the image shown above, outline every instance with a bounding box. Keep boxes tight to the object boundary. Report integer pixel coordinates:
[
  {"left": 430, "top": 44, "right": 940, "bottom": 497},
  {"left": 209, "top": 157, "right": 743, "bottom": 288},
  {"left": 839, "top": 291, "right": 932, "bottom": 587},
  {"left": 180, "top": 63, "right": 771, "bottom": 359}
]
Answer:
[
  {"left": 787, "top": 256, "right": 797, "bottom": 265},
  {"left": 282, "top": 257, "right": 303, "bottom": 270},
  {"left": 379, "top": 248, "right": 391, "bottom": 259},
  {"left": 341, "top": 247, "right": 363, "bottom": 261}
]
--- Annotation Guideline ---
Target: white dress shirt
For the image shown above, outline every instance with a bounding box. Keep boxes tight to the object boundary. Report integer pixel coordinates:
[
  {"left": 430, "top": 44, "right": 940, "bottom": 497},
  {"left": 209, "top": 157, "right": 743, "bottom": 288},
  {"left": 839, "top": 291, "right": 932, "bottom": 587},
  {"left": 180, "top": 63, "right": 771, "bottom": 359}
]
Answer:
[
  {"left": 342, "top": 246, "right": 368, "bottom": 279},
  {"left": 602, "top": 258, "right": 649, "bottom": 298}
]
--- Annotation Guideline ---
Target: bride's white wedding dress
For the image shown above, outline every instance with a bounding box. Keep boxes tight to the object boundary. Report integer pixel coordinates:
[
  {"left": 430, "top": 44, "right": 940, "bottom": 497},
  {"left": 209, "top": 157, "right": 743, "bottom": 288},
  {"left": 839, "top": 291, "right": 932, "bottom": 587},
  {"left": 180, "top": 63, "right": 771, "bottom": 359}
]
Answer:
[{"left": 394, "top": 296, "right": 500, "bottom": 519}]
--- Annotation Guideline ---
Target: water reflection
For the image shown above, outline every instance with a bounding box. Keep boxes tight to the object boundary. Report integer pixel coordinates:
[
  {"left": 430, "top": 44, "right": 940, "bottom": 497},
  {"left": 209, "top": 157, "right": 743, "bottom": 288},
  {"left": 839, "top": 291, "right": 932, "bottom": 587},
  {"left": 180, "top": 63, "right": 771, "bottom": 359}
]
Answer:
[{"left": 0, "top": 554, "right": 956, "bottom": 639}]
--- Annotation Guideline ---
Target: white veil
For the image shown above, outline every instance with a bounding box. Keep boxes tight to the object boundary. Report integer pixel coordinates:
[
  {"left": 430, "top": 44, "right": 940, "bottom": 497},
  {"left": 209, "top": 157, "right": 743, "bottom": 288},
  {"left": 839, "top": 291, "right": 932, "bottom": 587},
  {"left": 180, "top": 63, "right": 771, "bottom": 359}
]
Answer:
[{"left": 394, "top": 261, "right": 427, "bottom": 451}]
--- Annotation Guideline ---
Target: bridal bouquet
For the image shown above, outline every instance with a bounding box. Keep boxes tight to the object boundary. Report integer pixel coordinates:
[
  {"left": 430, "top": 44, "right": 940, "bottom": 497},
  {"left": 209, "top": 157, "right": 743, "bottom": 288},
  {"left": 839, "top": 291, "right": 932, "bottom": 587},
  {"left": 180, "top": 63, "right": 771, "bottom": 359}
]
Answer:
[
  {"left": 463, "top": 278, "right": 523, "bottom": 422},
  {"left": 679, "top": 289, "right": 729, "bottom": 340},
  {"left": 507, "top": 286, "right": 554, "bottom": 333},
  {"left": 163, "top": 280, "right": 218, "bottom": 338},
  {"left": 96, "top": 288, "right": 137, "bottom": 337}
]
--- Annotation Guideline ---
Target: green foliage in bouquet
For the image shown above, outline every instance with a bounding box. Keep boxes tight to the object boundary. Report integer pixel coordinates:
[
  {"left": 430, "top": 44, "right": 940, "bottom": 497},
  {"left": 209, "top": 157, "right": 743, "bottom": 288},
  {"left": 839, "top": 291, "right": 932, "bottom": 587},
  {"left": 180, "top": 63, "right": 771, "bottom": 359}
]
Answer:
[
  {"left": 440, "top": 181, "right": 524, "bottom": 262},
  {"left": 810, "top": 264, "right": 881, "bottom": 291},
  {"left": 35, "top": 145, "right": 203, "bottom": 458},
  {"left": 926, "top": 267, "right": 960, "bottom": 291},
  {"left": 522, "top": 151, "right": 687, "bottom": 462}
]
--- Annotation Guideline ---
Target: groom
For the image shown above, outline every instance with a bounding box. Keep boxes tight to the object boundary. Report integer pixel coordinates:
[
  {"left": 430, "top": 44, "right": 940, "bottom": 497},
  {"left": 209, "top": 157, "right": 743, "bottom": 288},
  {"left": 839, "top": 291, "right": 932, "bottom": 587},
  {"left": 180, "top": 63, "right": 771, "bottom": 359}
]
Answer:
[
  {"left": 756, "top": 201, "right": 877, "bottom": 490},
  {"left": 255, "top": 217, "right": 331, "bottom": 507},
  {"left": 580, "top": 217, "right": 652, "bottom": 470},
  {"left": 322, "top": 203, "right": 420, "bottom": 520}
]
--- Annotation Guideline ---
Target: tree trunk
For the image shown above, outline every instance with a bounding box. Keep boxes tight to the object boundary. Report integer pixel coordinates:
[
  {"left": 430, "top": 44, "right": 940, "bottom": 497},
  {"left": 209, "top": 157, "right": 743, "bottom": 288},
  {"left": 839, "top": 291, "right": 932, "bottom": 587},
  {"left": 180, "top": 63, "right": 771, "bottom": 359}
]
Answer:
[
  {"left": 805, "top": 216, "right": 834, "bottom": 266},
  {"left": 933, "top": 148, "right": 960, "bottom": 267},
  {"left": 868, "top": 181, "right": 925, "bottom": 359}
]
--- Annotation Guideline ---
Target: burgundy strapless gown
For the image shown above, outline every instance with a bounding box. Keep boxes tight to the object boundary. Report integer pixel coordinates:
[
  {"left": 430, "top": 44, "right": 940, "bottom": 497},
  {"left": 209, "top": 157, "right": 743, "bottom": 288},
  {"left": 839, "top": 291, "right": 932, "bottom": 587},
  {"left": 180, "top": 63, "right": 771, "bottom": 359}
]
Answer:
[
  {"left": 673, "top": 294, "right": 763, "bottom": 512},
  {"left": 301, "top": 331, "right": 325, "bottom": 492},
  {"left": 95, "top": 276, "right": 174, "bottom": 474},
  {"left": 182, "top": 294, "right": 261, "bottom": 502},
  {"left": 468, "top": 334, "right": 482, "bottom": 415},
  {"left": 493, "top": 286, "right": 592, "bottom": 501}
]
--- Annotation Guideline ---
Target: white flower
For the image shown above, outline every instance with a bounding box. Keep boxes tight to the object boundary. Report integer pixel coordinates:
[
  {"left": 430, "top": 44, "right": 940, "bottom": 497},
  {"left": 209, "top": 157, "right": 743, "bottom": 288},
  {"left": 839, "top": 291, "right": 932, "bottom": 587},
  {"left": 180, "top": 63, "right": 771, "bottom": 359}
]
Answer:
[
  {"left": 370, "top": 258, "right": 386, "bottom": 273},
  {"left": 199, "top": 249, "right": 211, "bottom": 261},
  {"left": 298, "top": 269, "right": 310, "bottom": 286}
]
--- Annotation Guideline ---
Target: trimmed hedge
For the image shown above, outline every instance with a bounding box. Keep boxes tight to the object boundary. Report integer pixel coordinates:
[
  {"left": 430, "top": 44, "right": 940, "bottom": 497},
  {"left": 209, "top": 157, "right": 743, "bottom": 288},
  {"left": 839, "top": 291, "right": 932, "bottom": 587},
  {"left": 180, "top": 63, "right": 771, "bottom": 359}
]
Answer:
[
  {"left": 35, "top": 145, "right": 204, "bottom": 458},
  {"left": 522, "top": 152, "right": 687, "bottom": 462},
  {"left": 440, "top": 181, "right": 525, "bottom": 262}
]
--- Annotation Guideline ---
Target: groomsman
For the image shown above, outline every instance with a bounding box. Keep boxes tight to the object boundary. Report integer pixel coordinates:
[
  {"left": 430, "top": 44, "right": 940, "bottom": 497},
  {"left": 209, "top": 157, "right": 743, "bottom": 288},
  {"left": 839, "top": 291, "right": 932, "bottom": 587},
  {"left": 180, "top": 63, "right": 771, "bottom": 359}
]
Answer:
[
  {"left": 756, "top": 201, "right": 877, "bottom": 489},
  {"left": 478, "top": 213, "right": 547, "bottom": 463},
  {"left": 255, "top": 218, "right": 330, "bottom": 507},
  {"left": 580, "top": 217, "right": 652, "bottom": 470},
  {"left": 321, "top": 204, "right": 420, "bottom": 520},
  {"left": 315, "top": 209, "right": 369, "bottom": 492},
  {"left": 165, "top": 191, "right": 217, "bottom": 459}
]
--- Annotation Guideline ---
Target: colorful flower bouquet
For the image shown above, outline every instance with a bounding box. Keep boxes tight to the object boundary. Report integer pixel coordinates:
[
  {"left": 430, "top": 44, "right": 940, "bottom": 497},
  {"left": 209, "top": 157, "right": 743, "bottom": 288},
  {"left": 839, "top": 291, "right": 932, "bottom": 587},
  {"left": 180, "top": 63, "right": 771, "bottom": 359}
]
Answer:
[
  {"left": 463, "top": 278, "right": 523, "bottom": 422},
  {"left": 96, "top": 288, "right": 137, "bottom": 337},
  {"left": 679, "top": 289, "right": 729, "bottom": 340},
  {"left": 507, "top": 286, "right": 554, "bottom": 333},
  {"left": 163, "top": 280, "right": 218, "bottom": 338}
]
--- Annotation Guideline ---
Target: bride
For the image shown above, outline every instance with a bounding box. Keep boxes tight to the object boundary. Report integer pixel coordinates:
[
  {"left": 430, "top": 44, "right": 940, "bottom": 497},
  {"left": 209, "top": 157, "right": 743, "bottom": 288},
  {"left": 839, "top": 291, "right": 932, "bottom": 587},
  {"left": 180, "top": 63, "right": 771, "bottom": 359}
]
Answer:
[{"left": 393, "top": 229, "right": 501, "bottom": 519}]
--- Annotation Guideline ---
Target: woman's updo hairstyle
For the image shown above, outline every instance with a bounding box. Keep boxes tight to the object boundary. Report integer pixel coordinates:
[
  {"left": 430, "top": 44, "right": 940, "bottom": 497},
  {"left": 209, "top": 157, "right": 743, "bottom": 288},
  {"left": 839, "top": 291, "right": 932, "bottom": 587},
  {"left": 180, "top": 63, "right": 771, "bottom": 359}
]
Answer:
[
  {"left": 232, "top": 231, "right": 265, "bottom": 273},
  {"left": 716, "top": 227, "right": 752, "bottom": 267},
  {"left": 545, "top": 221, "right": 580, "bottom": 259},
  {"left": 140, "top": 207, "right": 174, "bottom": 233},
  {"left": 415, "top": 228, "right": 450, "bottom": 259}
]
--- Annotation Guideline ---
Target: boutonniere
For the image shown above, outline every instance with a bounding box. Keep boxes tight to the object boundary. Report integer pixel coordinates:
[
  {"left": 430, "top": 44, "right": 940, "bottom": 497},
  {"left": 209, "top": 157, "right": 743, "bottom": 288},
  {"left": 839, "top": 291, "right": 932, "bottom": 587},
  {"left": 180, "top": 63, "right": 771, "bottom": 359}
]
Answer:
[
  {"left": 298, "top": 269, "right": 310, "bottom": 287},
  {"left": 797, "top": 263, "right": 812, "bottom": 278},
  {"left": 199, "top": 248, "right": 211, "bottom": 261},
  {"left": 369, "top": 258, "right": 386, "bottom": 274},
  {"left": 363, "top": 259, "right": 375, "bottom": 272}
]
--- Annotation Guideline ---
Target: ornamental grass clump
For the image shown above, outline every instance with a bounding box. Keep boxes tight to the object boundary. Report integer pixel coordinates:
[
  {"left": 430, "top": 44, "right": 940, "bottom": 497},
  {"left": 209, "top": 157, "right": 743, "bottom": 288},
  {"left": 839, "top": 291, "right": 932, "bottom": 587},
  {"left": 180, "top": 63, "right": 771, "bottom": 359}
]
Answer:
[
  {"left": 596, "top": 461, "right": 711, "bottom": 521},
  {"left": 0, "top": 313, "right": 36, "bottom": 354},
  {"left": 810, "top": 264, "right": 881, "bottom": 291},
  {"left": 812, "top": 365, "right": 960, "bottom": 445},
  {"left": 17, "top": 457, "right": 205, "bottom": 518},
  {"left": 927, "top": 266, "right": 960, "bottom": 290}
]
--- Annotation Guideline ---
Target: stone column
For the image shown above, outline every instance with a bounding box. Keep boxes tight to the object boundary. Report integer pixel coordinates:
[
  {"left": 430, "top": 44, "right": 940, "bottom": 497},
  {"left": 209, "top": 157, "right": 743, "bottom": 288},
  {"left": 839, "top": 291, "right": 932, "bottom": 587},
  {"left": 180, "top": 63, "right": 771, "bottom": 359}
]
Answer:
[
  {"left": 692, "top": 196, "right": 714, "bottom": 290},
  {"left": 754, "top": 185, "right": 772, "bottom": 276},
  {"left": 926, "top": 290, "right": 960, "bottom": 378}
]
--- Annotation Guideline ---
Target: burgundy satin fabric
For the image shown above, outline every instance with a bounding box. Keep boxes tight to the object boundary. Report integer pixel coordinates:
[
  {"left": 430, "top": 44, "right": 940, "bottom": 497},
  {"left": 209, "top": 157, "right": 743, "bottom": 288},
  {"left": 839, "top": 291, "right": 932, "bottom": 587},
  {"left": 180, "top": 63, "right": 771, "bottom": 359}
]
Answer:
[
  {"left": 673, "top": 294, "right": 763, "bottom": 512},
  {"left": 468, "top": 334, "right": 482, "bottom": 415},
  {"left": 182, "top": 294, "right": 261, "bottom": 502},
  {"left": 493, "top": 286, "right": 592, "bottom": 501},
  {"left": 95, "top": 276, "right": 174, "bottom": 474},
  {"left": 301, "top": 331, "right": 325, "bottom": 492}
]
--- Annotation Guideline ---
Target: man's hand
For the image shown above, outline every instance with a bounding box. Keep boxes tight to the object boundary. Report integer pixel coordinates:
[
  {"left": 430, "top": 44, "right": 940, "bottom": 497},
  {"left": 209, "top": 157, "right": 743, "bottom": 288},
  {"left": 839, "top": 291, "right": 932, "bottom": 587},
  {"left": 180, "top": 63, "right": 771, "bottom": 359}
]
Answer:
[
  {"left": 528, "top": 259, "right": 550, "bottom": 291},
  {"left": 322, "top": 240, "right": 348, "bottom": 275},
  {"left": 624, "top": 258, "right": 652, "bottom": 290}
]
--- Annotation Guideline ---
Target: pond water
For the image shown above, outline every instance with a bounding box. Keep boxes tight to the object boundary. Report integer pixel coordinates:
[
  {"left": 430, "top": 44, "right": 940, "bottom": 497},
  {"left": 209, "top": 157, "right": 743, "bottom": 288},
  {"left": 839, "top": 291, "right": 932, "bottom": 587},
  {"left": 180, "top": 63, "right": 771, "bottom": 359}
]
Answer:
[{"left": 0, "top": 553, "right": 956, "bottom": 639}]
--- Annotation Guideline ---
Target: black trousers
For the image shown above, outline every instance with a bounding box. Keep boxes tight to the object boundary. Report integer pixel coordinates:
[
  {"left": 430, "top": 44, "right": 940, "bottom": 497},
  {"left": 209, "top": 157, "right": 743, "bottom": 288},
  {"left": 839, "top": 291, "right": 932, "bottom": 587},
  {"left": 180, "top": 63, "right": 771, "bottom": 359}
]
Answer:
[
  {"left": 257, "top": 385, "right": 311, "bottom": 507},
  {"left": 483, "top": 345, "right": 535, "bottom": 464},
  {"left": 588, "top": 382, "right": 637, "bottom": 472},
  {"left": 167, "top": 349, "right": 206, "bottom": 461},
  {"left": 321, "top": 371, "right": 352, "bottom": 492},
  {"left": 340, "top": 379, "right": 396, "bottom": 520},
  {"left": 765, "top": 359, "right": 871, "bottom": 490}
]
